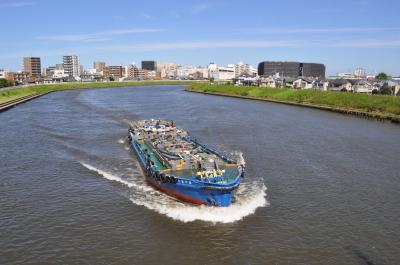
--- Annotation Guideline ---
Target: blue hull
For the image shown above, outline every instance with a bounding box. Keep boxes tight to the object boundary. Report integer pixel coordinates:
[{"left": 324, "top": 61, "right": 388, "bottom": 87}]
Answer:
[{"left": 130, "top": 137, "right": 241, "bottom": 207}]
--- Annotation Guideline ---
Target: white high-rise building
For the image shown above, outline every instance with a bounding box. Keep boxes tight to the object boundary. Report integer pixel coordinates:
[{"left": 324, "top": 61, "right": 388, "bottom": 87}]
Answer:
[
  {"left": 208, "top": 63, "right": 219, "bottom": 80},
  {"left": 355, "top": 68, "right": 366, "bottom": 78},
  {"left": 208, "top": 63, "right": 236, "bottom": 80},
  {"left": 63, "top": 55, "right": 80, "bottom": 77},
  {"left": 235, "top": 61, "right": 257, "bottom": 77},
  {"left": 156, "top": 62, "right": 178, "bottom": 79}
]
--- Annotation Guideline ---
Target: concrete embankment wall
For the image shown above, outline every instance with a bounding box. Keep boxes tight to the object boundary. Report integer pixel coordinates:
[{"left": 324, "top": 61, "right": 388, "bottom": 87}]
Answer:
[{"left": 0, "top": 92, "right": 51, "bottom": 112}]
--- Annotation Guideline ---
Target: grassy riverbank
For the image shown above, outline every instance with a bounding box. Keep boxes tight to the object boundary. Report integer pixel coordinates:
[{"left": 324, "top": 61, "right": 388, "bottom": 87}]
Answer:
[
  {"left": 187, "top": 83, "right": 400, "bottom": 119},
  {"left": 0, "top": 81, "right": 196, "bottom": 104}
]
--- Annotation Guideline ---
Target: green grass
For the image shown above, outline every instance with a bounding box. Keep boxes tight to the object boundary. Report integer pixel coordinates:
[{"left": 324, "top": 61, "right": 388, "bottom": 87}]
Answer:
[
  {"left": 0, "top": 81, "right": 197, "bottom": 104},
  {"left": 187, "top": 83, "right": 400, "bottom": 117}
]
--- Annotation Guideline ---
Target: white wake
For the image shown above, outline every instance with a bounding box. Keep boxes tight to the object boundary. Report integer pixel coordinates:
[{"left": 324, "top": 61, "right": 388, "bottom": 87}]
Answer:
[
  {"left": 229, "top": 151, "right": 246, "bottom": 167},
  {"left": 80, "top": 162, "right": 268, "bottom": 224},
  {"left": 80, "top": 162, "right": 153, "bottom": 193}
]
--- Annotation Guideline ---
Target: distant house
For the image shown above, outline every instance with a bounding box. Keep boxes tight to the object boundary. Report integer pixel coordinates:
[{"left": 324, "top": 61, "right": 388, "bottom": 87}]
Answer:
[
  {"left": 293, "top": 78, "right": 314, "bottom": 89},
  {"left": 327, "top": 79, "right": 353, "bottom": 92},
  {"left": 352, "top": 80, "right": 376, "bottom": 93},
  {"left": 259, "top": 76, "right": 281, "bottom": 88},
  {"left": 234, "top": 76, "right": 259, "bottom": 86},
  {"left": 283, "top": 77, "right": 297, "bottom": 88},
  {"left": 312, "top": 80, "right": 329, "bottom": 90},
  {"left": 395, "top": 82, "right": 400, "bottom": 95}
]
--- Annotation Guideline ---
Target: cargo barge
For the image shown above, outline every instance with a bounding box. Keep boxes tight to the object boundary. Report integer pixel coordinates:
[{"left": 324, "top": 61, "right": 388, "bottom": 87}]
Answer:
[{"left": 128, "top": 119, "right": 244, "bottom": 207}]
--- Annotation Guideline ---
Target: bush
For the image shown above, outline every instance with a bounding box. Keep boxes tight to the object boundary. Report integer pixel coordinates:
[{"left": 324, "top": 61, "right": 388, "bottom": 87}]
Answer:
[
  {"left": 380, "top": 83, "right": 393, "bottom": 95},
  {"left": 376, "top": 72, "right": 389, "bottom": 80},
  {"left": 0, "top": 78, "right": 14, "bottom": 88}
]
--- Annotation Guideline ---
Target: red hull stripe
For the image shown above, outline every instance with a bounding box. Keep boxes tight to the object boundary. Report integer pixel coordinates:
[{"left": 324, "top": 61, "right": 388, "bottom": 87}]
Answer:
[{"left": 148, "top": 178, "right": 206, "bottom": 206}]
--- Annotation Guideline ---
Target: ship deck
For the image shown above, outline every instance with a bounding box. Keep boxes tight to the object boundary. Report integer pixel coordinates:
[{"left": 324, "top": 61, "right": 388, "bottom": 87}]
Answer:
[
  {"left": 136, "top": 138, "right": 238, "bottom": 182},
  {"left": 138, "top": 139, "right": 167, "bottom": 170}
]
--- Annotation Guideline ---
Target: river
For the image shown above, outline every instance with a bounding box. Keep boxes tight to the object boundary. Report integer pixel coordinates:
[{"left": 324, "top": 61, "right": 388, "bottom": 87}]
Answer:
[{"left": 1, "top": 85, "right": 399, "bottom": 265}]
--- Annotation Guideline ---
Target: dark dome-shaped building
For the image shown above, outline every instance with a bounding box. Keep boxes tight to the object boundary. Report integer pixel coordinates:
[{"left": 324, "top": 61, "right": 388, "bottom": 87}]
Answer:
[{"left": 258, "top": 61, "right": 325, "bottom": 78}]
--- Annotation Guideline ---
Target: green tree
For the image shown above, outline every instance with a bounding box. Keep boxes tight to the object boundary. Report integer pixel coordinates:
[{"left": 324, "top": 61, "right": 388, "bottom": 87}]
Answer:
[
  {"left": 0, "top": 78, "right": 13, "bottom": 88},
  {"left": 376, "top": 72, "right": 389, "bottom": 80},
  {"left": 380, "top": 82, "right": 393, "bottom": 95}
]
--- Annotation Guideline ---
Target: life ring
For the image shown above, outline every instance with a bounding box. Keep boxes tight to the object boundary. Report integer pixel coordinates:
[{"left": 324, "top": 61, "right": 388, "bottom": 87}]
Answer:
[
  {"left": 171, "top": 176, "right": 178, "bottom": 184},
  {"left": 160, "top": 173, "right": 166, "bottom": 183},
  {"left": 206, "top": 198, "right": 216, "bottom": 206},
  {"left": 166, "top": 175, "right": 171, "bottom": 183}
]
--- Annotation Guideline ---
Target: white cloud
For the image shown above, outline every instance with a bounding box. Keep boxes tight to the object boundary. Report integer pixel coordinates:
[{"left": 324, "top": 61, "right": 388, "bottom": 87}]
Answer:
[
  {"left": 191, "top": 3, "right": 210, "bottom": 14},
  {"left": 324, "top": 39, "right": 400, "bottom": 48},
  {"left": 139, "top": 13, "right": 153, "bottom": 20},
  {"left": 230, "top": 27, "right": 396, "bottom": 35},
  {"left": 37, "top": 28, "right": 162, "bottom": 42},
  {"left": 0, "top": 1, "right": 37, "bottom": 8}
]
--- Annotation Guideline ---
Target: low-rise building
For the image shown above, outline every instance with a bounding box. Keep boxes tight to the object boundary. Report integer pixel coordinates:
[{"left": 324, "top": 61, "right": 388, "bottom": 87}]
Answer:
[
  {"left": 0, "top": 69, "right": 9, "bottom": 79},
  {"left": 353, "top": 80, "right": 377, "bottom": 93},
  {"left": 327, "top": 79, "right": 353, "bottom": 92},
  {"left": 125, "top": 64, "right": 148, "bottom": 79},
  {"left": 395, "top": 82, "right": 400, "bottom": 95},
  {"left": 44, "top": 66, "right": 56, "bottom": 77},
  {"left": 177, "top": 66, "right": 208, "bottom": 80},
  {"left": 55, "top": 64, "right": 64, "bottom": 70},
  {"left": 207, "top": 62, "right": 257, "bottom": 80},
  {"left": 217, "top": 66, "right": 236, "bottom": 80},
  {"left": 234, "top": 76, "right": 259, "bottom": 86},
  {"left": 259, "top": 76, "right": 281, "bottom": 88},
  {"left": 104, "top": 65, "right": 124, "bottom": 80},
  {"left": 378, "top": 80, "right": 400, "bottom": 95},
  {"left": 11, "top": 72, "right": 31, "bottom": 84},
  {"left": 337, "top": 72, "right": 356, "bottom": 79},
  {"left": 80, "top": 68, "right": 103, "bottom": 82},
  {"left": 93, "top": 61, "right": 106, "bottom": 73},
  {"left": 293, "top": 78, "right": 314, "bottom": 89}
]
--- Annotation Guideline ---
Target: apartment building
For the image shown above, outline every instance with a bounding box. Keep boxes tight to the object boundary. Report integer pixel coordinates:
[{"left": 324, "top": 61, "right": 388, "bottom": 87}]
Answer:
[
  {"left": 23, "top": 57, "right": 41, "bottom": 78},
  {"left": 63, "top": 55, "right": 80, "bottom": 77}
]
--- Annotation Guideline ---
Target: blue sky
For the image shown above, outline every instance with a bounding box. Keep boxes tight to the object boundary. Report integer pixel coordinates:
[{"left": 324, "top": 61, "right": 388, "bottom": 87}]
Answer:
[{"left": 1, "top": 0, "right": 399, "bottom": 75}]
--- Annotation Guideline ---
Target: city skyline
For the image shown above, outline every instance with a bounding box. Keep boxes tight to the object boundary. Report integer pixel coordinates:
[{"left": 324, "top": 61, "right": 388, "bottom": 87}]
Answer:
[{"left": 1, "top": 0, "right": 400, "bottom": 75}]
